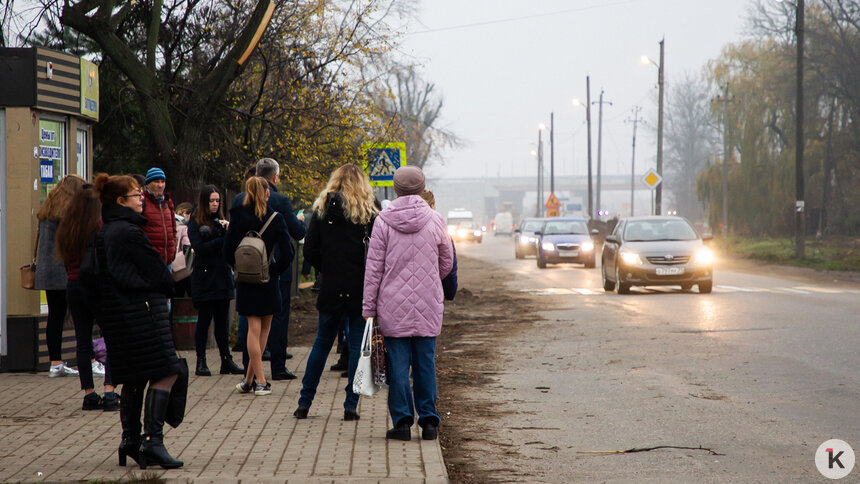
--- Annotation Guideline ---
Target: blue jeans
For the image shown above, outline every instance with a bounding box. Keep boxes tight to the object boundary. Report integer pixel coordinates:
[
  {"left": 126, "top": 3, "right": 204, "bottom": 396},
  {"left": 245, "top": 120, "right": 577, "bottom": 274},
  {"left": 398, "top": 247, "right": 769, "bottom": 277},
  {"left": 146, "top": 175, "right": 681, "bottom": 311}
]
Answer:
[
  {"left": 298, "top": 311, "right": 364, "bottom": 410},
  {"left": 385, "top": 336, "right": 439, "bottom": 428}
]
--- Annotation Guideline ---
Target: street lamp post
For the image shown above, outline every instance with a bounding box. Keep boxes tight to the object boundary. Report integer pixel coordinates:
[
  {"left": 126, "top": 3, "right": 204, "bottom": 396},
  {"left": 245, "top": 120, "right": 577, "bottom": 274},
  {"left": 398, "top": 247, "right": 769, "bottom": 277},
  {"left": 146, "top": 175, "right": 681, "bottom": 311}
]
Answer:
[
  {"left": 593, "top": 90, "right": 612, "bottom": 217},
  {"left": 794, "top": 0, "right": 806, "bottom": 257},
  {"left": 550, "top": 112, "right": 555, "bottom": 196},
  {"left": 572, "top": 91, "right": 593, "bottom": 220},
  {"left": 641, "top": 39, "right": 665, "bottom": 215}
]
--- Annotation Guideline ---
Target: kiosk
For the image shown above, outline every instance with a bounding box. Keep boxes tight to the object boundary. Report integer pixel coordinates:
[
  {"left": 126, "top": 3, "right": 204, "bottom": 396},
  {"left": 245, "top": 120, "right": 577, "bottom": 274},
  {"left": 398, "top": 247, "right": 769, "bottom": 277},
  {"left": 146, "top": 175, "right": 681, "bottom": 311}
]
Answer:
[{"left": 0, "top": 47, "right": 98, "bottom": 371}]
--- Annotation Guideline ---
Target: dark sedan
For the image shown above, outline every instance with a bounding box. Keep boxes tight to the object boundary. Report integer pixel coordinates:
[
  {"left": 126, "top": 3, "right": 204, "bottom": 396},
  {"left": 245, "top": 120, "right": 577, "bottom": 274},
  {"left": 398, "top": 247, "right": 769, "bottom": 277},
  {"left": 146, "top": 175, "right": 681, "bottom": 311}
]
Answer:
[
  {"left": 601, "top": 216, "right": 714, "bottom": 294},
  {"left": 535, "top": 218, "right": 597, "bottom": 269},
  {"left": 514, "top": 218, "right": 545, "bottom": 259}
]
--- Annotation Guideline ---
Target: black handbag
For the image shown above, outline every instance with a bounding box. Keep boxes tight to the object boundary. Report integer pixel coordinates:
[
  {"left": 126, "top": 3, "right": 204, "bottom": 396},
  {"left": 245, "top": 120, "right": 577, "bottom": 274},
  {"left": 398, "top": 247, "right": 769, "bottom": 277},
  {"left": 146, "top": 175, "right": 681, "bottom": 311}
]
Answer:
[{"left": 166, "top": 357, "right": 188, "bottom": 428}]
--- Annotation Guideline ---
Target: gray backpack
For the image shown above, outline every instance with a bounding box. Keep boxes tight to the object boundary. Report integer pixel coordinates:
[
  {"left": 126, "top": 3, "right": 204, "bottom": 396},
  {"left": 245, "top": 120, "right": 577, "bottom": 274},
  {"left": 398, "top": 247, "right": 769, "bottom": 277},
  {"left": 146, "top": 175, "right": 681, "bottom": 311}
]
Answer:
[{"left": 234, "top": 212, "right": 278, "bottom": 284}]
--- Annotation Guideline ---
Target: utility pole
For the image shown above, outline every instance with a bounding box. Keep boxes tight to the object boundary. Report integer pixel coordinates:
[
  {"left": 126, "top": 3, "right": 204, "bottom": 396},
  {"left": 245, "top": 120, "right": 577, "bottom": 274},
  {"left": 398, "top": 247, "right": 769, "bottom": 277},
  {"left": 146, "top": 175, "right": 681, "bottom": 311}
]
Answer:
[
  {"left": 550, "top": 112, "right": 555, "bottom": 195},
  {"left": 536, "top": 129, "right": 543, "bottom": 217},
  {"left": 713, "top": 83, "right": 733, "bottom": 236},
  {"left": 586, "top": 76, "right": 594, "bottom": 220},
  {"left": 656, "top": 38, "right": 665, "bottom": 216},
  {"left": 794, "top": 0, "right": 806, "bottom": 257},
  {"left": 626, "top": 106, "right": 642, "bottom": 216},
  {"left": 594, "top": 89, "right": 612, "bottom": 217}
]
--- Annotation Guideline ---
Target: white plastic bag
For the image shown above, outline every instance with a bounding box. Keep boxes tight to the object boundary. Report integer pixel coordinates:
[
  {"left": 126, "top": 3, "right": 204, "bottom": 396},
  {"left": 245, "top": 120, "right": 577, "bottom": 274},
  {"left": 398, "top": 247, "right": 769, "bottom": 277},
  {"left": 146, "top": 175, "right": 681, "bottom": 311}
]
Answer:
[{"left": 352, "top": 317, "right": 379, "bottom": 397}]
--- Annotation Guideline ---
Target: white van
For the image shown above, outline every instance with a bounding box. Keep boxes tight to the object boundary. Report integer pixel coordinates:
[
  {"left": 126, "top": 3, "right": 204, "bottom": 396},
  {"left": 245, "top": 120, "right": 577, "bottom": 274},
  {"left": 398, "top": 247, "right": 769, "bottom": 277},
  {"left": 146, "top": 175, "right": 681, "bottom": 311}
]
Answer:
[{"left": 494, "top": 212, "right": 514, "bottom": 236}]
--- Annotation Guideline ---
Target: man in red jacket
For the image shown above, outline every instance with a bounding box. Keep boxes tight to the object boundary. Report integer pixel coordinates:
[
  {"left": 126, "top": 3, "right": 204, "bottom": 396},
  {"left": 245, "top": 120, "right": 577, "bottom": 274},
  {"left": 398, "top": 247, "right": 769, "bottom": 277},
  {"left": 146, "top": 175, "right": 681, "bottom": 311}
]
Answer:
[{"left": 142, "top": 167, "right": 177, "bottom": 266}]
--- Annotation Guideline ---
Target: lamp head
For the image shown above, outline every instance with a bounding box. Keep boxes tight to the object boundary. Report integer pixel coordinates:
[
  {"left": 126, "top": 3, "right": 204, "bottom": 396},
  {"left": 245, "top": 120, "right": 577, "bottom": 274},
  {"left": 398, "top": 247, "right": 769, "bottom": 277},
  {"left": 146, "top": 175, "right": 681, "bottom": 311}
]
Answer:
[
  {"left": 538, "top": 123, "right": 546, "bottom": 131},
  {"left": 640, "top": 55, "right": 651, "bottom": 65},
  {"left": 572, "top": 98, "right": 583, "bottom": 107}
]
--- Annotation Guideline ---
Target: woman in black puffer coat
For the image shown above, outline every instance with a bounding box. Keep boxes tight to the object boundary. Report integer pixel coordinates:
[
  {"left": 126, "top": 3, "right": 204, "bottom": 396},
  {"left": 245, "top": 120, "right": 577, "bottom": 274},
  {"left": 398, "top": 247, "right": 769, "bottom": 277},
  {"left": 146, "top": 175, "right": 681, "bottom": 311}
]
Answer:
[
  {"left": 94, "top": 174, "right": 183, "bottom": 471},
  {"left": 187, "top": 185, "right": 242, "bottom": 377}
]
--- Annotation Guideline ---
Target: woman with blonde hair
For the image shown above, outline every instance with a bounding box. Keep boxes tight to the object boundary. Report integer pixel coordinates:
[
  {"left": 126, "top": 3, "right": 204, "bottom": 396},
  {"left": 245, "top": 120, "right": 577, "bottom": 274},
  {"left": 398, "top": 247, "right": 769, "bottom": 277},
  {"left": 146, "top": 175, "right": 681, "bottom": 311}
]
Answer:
[
  {"left": 224, "top": 176, "right": 292, "bottom": 396},
  {"left": 294, "top": 164, "right": 378, "bottom": 420},
  {"left": 37, "top": 174, "right": 87, "bottom": 378}
]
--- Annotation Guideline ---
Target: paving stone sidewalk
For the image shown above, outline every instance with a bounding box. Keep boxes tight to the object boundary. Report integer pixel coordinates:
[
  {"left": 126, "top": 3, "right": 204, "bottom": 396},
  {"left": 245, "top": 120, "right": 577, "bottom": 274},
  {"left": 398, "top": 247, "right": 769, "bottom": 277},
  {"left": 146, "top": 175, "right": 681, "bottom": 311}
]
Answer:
[{"left": 0, "top": 348, "right": 448, "bottom": 483}]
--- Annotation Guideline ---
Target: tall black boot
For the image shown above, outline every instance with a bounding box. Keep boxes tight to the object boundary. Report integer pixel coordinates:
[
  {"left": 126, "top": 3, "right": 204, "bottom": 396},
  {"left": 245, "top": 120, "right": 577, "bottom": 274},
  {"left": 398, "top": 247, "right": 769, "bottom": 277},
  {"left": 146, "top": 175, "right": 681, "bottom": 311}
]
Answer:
[
  {"left": 139, "top": 388, "right": 184, "bottom": 469},
  {"left": 118, "top": 383, "right": 144, "bottom": 467},
  {"left": 220, "top": 354, "right": 244, "bottom": 374},
  {"left": 195, "top": 358, "right": 211, "bottom": 376}
]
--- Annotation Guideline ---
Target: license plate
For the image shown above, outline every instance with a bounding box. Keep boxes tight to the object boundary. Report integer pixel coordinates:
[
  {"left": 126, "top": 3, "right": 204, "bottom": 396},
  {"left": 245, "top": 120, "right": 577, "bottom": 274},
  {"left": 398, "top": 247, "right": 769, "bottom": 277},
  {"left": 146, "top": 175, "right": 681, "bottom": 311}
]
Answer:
[
  {"left": 559, "top": 251, "right": 579, "bottom": 257},
  {"left": 656, "top": 266, "right": 684, "bottom": 276}
]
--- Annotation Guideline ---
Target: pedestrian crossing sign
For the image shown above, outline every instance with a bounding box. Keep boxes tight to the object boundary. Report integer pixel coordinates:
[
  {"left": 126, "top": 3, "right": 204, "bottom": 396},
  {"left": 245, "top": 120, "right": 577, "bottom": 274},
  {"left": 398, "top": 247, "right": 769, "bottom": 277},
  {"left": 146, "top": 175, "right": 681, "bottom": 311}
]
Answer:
[{"left": 361, "top": 142, "right": 407, "bottom": 187}]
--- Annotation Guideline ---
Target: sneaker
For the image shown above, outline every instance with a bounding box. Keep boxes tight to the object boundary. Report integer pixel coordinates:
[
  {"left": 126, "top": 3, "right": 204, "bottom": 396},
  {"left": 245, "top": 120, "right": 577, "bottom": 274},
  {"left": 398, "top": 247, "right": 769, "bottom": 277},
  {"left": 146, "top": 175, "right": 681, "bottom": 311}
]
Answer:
[
  {"left": 91, "top": 361, "right": 106, "bottom": 377},
  {"left": 82, "top": 392, "right": 103, "bottom": 410},
  {"left": 235, "top": 380, "right": 253, "bottom": 394},
  {"left": 49, "top": 363, "right": 79, "bottom": 378},
  {"left": 254, "top": 382, "right": 272, "bottom": 396}
]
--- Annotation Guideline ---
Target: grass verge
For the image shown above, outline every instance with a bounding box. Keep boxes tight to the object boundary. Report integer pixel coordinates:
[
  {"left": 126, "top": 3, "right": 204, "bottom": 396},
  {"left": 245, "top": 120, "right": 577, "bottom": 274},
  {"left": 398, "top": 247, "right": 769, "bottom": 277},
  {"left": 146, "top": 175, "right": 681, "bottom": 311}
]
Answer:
[{"left": 714, "top": 236, "right": 860, "bottom": 271}]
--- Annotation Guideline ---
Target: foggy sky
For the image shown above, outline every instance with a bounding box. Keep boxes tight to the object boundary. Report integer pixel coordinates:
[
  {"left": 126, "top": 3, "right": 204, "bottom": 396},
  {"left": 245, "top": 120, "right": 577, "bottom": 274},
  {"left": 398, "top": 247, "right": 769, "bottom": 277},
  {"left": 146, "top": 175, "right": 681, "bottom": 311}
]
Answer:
[{"left": 399, "top": 0, "right": 753, "bottom": 181}]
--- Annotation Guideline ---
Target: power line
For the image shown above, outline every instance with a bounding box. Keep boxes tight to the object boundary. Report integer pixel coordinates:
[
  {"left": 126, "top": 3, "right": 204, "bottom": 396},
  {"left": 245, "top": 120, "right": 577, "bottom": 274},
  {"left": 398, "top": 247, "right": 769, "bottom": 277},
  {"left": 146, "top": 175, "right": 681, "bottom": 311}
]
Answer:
[{"left": 406, "top": 0, "right": 647, "bottom": 36}]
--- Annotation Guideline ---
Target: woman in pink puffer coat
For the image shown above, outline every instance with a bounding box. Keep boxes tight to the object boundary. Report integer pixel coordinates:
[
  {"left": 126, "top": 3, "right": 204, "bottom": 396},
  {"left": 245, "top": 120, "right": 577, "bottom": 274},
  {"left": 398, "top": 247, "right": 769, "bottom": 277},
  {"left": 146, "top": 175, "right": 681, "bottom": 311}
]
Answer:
[{"left": 362, "top": 166, "right": 454, "bottom": 442}]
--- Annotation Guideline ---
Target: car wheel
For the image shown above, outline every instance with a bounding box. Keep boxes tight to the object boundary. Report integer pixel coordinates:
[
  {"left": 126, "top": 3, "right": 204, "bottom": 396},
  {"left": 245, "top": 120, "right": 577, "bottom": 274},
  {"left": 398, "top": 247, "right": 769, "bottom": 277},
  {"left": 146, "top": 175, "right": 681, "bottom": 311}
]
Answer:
[
  {"left": 698, "top": 281, "right": 713, "bottom": 294},
  {"left": 515, "top": 248, "right": 524, "bottom": 259},
  {"left": 615, "top": 265, "right": 631, "bottom": 294},
  {"left": 602, "top": 260, "right": 616, "bottom": 292},
  {"left": 537, "top": 256, "right": 547, "bottom": 269},
  {"left": 584, "top": 258, "right": 595, "bottom": 269},
  {"left": 680, "top": 283, "right": 693, "bottom": 292}
]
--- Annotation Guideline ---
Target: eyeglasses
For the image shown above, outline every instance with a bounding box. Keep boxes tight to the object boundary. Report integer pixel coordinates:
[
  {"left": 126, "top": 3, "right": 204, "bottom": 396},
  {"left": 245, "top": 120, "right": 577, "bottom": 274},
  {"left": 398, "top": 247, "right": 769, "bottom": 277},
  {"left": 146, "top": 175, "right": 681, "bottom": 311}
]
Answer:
[{"left": 122, "top": 191, "right": 144, "bottom": 199}]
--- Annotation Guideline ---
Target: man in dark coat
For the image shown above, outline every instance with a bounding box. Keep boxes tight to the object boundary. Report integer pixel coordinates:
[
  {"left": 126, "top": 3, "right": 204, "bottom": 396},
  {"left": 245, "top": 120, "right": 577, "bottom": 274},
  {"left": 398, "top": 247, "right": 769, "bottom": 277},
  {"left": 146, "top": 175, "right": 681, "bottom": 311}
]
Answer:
[
  {"left": 232, "top": 158, "right": 306, "bottom": 379},
  {"left": 141, "top": 167, "right": 177, "bottom": 266}
]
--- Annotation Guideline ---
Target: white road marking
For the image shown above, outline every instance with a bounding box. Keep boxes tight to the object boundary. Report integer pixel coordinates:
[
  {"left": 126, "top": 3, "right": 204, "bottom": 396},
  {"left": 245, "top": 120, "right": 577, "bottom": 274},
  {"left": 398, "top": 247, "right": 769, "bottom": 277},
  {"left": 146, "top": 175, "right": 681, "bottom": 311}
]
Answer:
[
  {"left": 794, "top": 286, "right": 843, "bottom": 294},
  {"left": 774, "top": 287, "right": 812, "bottom": 294}
]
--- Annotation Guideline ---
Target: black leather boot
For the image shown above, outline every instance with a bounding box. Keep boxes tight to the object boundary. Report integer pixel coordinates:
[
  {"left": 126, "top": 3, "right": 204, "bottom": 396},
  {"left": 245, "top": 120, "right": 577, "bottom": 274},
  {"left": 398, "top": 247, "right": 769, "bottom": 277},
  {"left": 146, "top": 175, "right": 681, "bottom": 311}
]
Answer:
[
  {"left": 220, "top": 354, "right": 244, "bottom": 374},
  {"left": 195, "top": 358, "right": 211, "bottom": 376},
  {"left": 139, "top": 388, "right": 184, "bottom": 469},
  {"left": 118, "top": 383, "right": 144, "bottom": 467}
]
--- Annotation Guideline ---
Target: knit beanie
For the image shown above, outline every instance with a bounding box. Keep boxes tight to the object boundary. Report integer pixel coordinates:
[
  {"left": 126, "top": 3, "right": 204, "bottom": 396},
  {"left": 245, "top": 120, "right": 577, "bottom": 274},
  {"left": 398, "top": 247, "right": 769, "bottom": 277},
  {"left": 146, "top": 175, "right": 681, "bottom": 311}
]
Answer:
[
  {"left": 393, "top": 166, "right": 425, "bottom": 196},
  {"left": 145, "top": 167, "right": 166, "bottom": 185}
]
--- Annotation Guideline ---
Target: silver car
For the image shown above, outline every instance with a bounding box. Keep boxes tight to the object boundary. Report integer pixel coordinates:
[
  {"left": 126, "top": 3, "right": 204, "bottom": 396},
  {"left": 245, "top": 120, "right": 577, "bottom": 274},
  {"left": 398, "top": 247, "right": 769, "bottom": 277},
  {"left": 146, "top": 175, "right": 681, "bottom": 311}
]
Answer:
[{"left": 601, "top": 216, "right": 714, "bottom": 294}]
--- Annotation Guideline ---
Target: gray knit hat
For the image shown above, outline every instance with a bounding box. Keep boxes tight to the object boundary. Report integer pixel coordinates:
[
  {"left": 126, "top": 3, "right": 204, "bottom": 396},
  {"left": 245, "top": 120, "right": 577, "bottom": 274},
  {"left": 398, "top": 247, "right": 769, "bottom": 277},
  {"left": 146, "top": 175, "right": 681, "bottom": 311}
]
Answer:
[{"left": 393, "top": 166, "right": 425, "bottom": 196}]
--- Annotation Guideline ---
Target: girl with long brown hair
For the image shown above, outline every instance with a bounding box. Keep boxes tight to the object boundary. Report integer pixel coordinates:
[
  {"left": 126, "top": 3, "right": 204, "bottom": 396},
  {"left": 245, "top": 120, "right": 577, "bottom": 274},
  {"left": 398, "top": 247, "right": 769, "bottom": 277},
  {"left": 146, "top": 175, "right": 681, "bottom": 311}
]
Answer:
[
  {"left": 187, "top": 185, "right": 242, "bottom": 376},
  {"left": 37, "top": 174, "right": 86, "bottom": 377},
  {"left": 224, "top": 176, "right": 293, "bottom": 396},
  {"left": 56, "top": 183, "right": 117, "bottom": 410}
]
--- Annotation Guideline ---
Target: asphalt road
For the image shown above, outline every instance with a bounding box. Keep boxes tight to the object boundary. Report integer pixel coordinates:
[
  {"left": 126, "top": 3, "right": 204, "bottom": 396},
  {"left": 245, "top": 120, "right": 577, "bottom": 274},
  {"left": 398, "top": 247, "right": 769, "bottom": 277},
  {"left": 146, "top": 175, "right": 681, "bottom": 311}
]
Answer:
[{"left": 453, "top": 234, "right": 859, "bottom": 483}]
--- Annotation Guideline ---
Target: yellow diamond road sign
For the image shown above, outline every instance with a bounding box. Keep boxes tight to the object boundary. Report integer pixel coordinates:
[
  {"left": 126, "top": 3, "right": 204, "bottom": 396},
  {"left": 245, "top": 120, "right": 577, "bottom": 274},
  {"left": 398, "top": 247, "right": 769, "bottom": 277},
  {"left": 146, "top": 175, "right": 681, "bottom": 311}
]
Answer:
[{"left": 642, "top": 168, "right": 662, "bottom": 190}]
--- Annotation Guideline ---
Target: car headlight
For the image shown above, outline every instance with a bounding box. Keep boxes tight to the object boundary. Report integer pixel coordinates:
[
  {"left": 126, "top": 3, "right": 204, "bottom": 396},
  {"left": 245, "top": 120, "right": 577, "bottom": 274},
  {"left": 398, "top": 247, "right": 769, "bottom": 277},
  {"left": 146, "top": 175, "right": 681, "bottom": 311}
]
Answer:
[
  {"left": 457, "top": 229, "right": 468, "bottom": 238},
  {"left": 473, "top": 230, "right": 482, "bottom": 237},
  {"left": 694, "top": 248, "right": 715, "bottom": 265},
  {"left": 541, "top": 242, "right": 555, "bottom": 251},
  {"left": 620, "top": 251, "right": 643, "bottom": 265},
  {"left": 581, "top": 241, "right": 594, "bottom": 252},
  {"left": 519, "top": 235, "right": 530, "bottom": 244}
]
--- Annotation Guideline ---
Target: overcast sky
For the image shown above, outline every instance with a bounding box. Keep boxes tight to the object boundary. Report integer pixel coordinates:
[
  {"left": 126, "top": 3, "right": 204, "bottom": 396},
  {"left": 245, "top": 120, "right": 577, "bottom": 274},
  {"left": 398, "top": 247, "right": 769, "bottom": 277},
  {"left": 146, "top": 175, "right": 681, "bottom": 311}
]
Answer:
[{"left": 398, "top": 0, "right": 754, "bottom": 180}]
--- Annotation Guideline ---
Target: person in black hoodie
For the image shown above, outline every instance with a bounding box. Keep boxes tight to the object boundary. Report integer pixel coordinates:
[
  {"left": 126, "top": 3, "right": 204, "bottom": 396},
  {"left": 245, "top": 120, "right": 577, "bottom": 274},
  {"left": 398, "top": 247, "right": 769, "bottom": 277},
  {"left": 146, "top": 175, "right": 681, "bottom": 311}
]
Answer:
[
  {"left": 293, "top": 164, "right": 378, "bottom": 421},
  {"left": 93, "top": 174, "right": 183, "bottom": 470},
  {"left": 187, "top": 185, "right": 243, "bottom": 377},
  {"left": 223, "top": 176, "right": 293, "bottom": 396}
]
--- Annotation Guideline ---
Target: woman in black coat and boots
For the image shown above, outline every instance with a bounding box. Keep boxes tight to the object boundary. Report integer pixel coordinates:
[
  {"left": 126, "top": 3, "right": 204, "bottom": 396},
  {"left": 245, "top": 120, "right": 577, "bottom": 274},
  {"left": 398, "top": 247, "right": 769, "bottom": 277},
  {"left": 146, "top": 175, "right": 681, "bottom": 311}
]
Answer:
[
  {"left": 294, "top": 164, "right": 378, "bottom": 420},
  {"left": 223, "top": 176, "right": 292, "bottom": 396},
  {"left": 187, "top": 185, "right": 243, "bottom": 376},
  {"left": 93, "top": 174, "right": 183, "bottom": 470}
]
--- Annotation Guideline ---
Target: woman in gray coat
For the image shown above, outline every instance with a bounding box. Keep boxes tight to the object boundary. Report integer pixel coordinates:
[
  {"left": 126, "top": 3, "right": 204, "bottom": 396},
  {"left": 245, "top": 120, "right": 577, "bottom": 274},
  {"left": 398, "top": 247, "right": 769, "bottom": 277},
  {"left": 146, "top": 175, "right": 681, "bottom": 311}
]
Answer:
[{"left": 36, "top": 175, "right": 86, "bottom": 378}]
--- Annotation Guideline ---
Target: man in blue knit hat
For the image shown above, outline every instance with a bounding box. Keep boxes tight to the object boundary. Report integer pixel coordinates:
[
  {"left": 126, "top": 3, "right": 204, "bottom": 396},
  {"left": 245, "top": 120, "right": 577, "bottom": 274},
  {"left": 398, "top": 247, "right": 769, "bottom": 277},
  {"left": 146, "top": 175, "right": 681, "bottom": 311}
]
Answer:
[{"left": 142, "top": 167, "right": 177, "bottom": 265}]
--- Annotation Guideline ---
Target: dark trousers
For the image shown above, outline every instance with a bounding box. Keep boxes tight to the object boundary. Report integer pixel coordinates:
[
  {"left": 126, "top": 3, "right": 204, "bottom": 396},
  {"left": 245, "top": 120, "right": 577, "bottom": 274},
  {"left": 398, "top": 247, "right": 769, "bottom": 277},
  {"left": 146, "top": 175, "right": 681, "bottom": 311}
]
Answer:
[
  {"left": 298, "top": 311, "right": 364, "bottom": 410},
  {"left": 268, "top": 280, "right": 292, "bottom": 374},
  {"left": 67, "top": 280, "right": 113, "bottom": 389},
  {"left": 385, "top": 336, "right": 440, "bottom": 428},
  {"left": 195, "top": 299, "right": 231, "bottom": 359},
  {"left": 45, "top": 289, "right": 67, "bottom": 361}
]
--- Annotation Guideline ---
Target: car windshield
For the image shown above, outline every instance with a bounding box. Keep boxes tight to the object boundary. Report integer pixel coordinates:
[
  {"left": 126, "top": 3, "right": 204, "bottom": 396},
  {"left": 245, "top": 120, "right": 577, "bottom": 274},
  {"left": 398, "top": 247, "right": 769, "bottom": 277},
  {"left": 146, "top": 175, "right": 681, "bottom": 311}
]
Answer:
[
  {"left": 543, "top": 220, "right": 588, "bottom": 235},
  {"left": 623, "top": 220, "right": 698, "bottom": 241},
  {"left": 521, "top": 220, "right": 542, "bottom": 232}
]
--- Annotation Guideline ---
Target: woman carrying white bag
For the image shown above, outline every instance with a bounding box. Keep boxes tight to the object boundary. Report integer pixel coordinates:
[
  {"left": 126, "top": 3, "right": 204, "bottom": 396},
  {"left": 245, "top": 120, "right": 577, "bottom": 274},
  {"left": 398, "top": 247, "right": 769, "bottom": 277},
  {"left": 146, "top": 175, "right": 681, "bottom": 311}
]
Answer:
[{"left": 362, "top": 166, "right": 454, "bottom": 442}]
